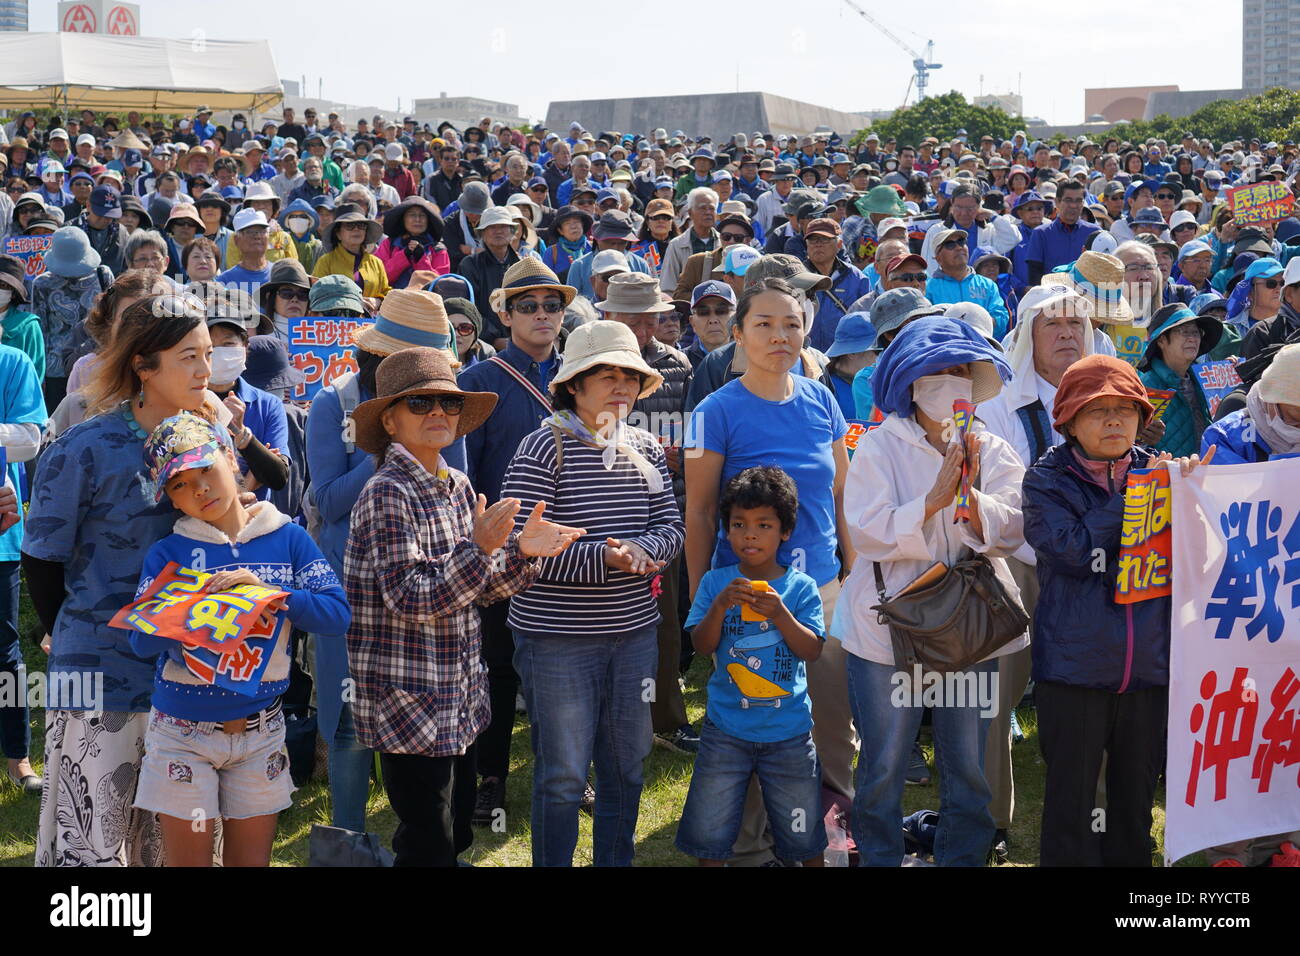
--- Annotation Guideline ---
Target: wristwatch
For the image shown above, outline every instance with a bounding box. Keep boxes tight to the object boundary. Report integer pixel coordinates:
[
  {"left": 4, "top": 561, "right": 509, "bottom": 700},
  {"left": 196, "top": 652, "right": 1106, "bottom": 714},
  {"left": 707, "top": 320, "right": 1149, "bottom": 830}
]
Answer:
[{"left": 233, "top": 425, "right": 253, "bottom": 450}]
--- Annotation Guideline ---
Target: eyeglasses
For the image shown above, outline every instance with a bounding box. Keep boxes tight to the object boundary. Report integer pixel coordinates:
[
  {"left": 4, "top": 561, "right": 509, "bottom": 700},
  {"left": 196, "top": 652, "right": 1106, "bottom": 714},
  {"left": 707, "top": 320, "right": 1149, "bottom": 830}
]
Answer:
[
  {"left": 320, "top": 308, "right": 363, "bottom": 317},
  {"left": 1155, "top": 193, "right": 1178, "bottom": 201},
  {"left": 454, "top": 322, "right": 476, "bottom": 335},
  {"left": 939, "top": 239, "right": 966, "bottom": 250},
  {"left": 692, "top": 305, "right": 733, "bottom": 317},
  {"left": 391, "top": 394, "right": 465, "bottom": 416},
  {"left": 132, "top": 252, "right": 167, "bottom": 267},
  {"left": 1124, "top": 263, "right": 1158, "bottom": 274},
  {"left": 510, "top": 299, "right": 565, "bottom": 315},
  {"left": 891, "top": 272, "right": 928, "bottom": 283},
  {"left": 720, "top": 232, "right": 749, "bottom": 242},
  {"left": 1258, "top": 277, "right": 1284, "bottom": 290},
  {"left": 1172, "top": 325, "right": 1204, "bottom": 339},
  {"left": 276, "top": 287, "right": 309, "bottom": 301}
]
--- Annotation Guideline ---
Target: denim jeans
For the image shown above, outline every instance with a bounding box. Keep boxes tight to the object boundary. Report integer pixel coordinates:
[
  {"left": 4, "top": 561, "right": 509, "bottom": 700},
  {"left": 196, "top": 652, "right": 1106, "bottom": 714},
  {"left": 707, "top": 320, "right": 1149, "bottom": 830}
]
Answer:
[
  {"left": 845, "top": 652, "right": 997, "bottom": 866},
  {"left": 0, "top": 560, "right": 26, "bottom": 760},
  {"left": 675, "top": 717, "right": 826, "bottom": 862},
  {"left": 328, "top": 701, "right": 373, "bottom": 833},
  {"left": 514, "top": 626, "right": 657, "bottom": 867}
]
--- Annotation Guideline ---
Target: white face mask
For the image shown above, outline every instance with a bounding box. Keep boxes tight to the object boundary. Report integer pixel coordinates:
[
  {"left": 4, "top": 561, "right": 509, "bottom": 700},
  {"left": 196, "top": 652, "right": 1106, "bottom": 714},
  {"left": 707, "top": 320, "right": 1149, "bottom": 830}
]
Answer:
[
  {"left": 210, "top": 345, "right": 247, "bottom": 384},
  {"left": 911, "top": 373, "right": 973, "bottom": 423},
  {"left": 233, "top": 121, "right": 245, "bottom": 130},
  {"left": 287, "top": 217, "right": 311, "bottom": 236},
  {"left": 0, "top": 290, "right": 12, "bottom": 310}
]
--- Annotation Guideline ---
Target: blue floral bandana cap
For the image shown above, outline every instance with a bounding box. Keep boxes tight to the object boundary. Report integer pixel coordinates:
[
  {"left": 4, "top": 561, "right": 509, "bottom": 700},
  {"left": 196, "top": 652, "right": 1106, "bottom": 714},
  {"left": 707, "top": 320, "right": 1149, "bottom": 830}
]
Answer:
[{"left": 144, "top": 412, "right": 232, "bottom": 502}]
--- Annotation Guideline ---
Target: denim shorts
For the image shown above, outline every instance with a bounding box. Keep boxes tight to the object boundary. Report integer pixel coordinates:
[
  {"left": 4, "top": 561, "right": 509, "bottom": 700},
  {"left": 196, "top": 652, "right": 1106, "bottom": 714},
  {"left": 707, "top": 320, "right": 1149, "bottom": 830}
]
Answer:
[
  {"left": 675, "top": 717, "right": 827, "bottom": 862},
  {"left": 133, "top": 707, "right": 294, "bottom": 822}
]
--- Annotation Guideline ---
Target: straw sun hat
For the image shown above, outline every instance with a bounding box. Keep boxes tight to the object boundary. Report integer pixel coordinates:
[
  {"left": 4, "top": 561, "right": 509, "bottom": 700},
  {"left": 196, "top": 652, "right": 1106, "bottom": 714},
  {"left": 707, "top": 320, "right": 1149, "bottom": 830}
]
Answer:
[{"left": 350, "top": 347, "right": 497, "bottom": 453}]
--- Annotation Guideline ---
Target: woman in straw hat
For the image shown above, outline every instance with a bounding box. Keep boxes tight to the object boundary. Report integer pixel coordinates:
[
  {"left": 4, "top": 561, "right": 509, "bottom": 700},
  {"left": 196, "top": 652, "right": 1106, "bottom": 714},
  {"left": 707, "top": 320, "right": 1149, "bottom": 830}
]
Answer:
[
  {"left": 499, "top": 320, "right": 684, "bottom": 867},
  {"left": 345, "top": 346, "right": 583, "bottom": 866},
  {"left": 304, "top": 287, "right": 469, "bottom": 834}
]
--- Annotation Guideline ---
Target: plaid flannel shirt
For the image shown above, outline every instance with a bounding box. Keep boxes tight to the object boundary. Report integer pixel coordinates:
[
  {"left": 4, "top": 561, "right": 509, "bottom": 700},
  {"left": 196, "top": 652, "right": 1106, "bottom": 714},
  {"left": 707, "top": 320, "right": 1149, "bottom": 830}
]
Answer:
[{"left": 344, "top": 443, "right": 539, "bottom": 756}]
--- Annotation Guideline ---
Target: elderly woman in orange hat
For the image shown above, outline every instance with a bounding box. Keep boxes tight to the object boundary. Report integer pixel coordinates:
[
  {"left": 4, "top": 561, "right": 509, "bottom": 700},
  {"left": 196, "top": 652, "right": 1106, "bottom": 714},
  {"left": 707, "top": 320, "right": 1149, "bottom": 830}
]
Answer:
[
  {"left": 1023, "top": 353, "right": 1212, "bottom": 867},
  {"left": 345, "top": 346, "right": 582, "bottom": 866}
]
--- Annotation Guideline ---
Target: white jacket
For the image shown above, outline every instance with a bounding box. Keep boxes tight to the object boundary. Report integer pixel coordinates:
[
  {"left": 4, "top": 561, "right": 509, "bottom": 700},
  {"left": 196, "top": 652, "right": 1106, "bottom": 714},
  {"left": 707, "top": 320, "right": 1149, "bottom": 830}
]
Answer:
[{"left": 831, "top": 412, "right": 1030, "bottom": 665}]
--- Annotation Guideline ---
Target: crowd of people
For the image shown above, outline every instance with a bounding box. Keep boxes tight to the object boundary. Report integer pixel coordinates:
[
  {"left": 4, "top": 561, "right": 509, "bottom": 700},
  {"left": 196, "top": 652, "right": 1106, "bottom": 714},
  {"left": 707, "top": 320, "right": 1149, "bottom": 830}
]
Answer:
[{"left": 0, "top": 103, "right": 1298, "bottom": 868}]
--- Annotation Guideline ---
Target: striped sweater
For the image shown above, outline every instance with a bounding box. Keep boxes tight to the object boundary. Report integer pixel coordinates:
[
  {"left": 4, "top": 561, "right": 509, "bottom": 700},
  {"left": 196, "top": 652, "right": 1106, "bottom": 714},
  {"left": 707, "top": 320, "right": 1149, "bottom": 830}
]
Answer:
[{"left": 500, "top": 424, "right": 685, "bottom": 635}]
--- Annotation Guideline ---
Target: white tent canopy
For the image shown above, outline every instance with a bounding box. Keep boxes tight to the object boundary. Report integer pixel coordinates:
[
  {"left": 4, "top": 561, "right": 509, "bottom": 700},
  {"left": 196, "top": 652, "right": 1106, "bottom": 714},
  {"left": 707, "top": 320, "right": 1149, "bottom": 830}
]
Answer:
[{"left": 0, "top": 33, "right": 282, "bottom": 113}]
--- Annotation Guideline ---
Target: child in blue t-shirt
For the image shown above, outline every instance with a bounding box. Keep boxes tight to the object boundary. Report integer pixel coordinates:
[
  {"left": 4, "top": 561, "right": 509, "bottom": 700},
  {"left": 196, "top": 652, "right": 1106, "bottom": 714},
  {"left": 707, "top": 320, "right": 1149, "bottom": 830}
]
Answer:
[
  {"left": 129, "top": 413, "right": 350, "bottom": 867},
  {"left": 676, "top": 466, "right": 827, "bottom": 866}
]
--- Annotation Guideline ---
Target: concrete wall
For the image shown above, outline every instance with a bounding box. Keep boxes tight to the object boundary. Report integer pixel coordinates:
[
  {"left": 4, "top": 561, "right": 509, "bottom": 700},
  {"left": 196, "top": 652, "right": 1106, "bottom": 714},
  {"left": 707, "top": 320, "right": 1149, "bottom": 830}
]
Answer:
[
  {"left": 545, "top": 92, "right": 870, "bottom": 142},
  {"left": 1084, "top": 85, "right": 1178, "bottom": 122},
  {"left": 1144, "top": 88, "right": 1268, "bottom": 121}
]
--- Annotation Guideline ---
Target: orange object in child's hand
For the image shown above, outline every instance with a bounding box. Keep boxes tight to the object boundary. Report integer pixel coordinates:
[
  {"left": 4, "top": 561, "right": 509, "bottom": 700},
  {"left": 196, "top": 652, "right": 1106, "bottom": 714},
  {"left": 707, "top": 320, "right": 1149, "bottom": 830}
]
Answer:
[{"left": 741, "top": 580, "right": 773, "bottom": 622}]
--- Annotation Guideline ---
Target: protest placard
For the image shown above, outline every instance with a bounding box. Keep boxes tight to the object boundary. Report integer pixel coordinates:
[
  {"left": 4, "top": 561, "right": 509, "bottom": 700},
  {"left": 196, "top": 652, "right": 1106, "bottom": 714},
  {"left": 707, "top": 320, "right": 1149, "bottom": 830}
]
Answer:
[
  {"left": 109, "top": 562, "right": 289, "bottom": 697},
  {"left": 1193, "top": 358, "right": 1243, "bottom": 418},
  {"left": 1116, "top": 467, "right": 1172, "bottom": 605},
  {"left": 286, "top": 315, "right": 372, "bottom": 400},
  {"left": 1226, "top": 180, "right": 1295, "bottom": 226},
  {"left": 951, "top": 399, "right": 976, "bottom": 523},
  {"left": 1165, "top": 458, "right": 1300, "bottom": 863},
  {"left": 3, "top": 235, "right": 52, "bottom": 281},
  {"left": 1146, "top": 388, "right": 1174, "bottom": 421}
]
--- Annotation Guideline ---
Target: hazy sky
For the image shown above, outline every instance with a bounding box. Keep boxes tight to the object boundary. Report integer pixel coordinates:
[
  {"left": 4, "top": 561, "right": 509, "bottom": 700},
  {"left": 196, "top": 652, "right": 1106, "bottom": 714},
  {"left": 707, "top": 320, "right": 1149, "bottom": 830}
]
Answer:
[{"left": 33, "top": 0, "right": 1247, "bottom": 125}]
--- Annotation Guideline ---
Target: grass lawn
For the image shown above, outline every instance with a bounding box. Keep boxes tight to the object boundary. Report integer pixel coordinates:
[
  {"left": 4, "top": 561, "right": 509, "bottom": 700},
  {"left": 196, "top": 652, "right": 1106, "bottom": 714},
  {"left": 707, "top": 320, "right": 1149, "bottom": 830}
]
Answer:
[{"left": 1, "top": 585, "right": 1201, "bottom": 866}]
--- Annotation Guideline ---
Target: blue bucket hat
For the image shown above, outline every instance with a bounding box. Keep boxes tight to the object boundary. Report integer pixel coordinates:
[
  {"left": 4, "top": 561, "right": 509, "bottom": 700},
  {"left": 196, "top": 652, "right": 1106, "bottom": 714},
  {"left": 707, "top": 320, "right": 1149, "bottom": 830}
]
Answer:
[
  {"left": 243, "top": 334, "right": 306, "bottom": 393},
  {"left": 826, "top": 312, "right": 877, "bottom": 358},
  {"left": 870, "top": 287, "right": 936, "bottom": 340},
  {"left": 44, "top": 225, "right": 101, "bottom": 278},
  {"left": 1191, "top": 292, "right": 1228, "bottom": 316},
  {"left": 871, "top": 316, "right": 1012, "bottom": 417}
]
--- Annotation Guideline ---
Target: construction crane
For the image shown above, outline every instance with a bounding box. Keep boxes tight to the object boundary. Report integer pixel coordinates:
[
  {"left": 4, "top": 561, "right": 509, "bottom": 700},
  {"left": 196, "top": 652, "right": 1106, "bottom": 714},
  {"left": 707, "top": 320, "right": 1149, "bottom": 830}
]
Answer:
[{"left": 841, "top": 0, "right": 942, "bottom": 105}]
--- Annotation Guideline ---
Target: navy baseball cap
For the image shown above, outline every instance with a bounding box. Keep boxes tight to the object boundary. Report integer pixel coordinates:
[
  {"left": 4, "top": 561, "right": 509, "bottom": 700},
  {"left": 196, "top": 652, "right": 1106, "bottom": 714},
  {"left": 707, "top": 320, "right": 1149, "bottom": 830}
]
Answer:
[
  {"left": 691, "top": 279, "right": 737, "bottom": 308},
  {"left": 90, "top": 184, "right": 122, "bottom": 218},
  {"left": 122, "top": 149, "right": 143, "bottom": 167},
  {"left": 69, "top": 170, "right": 94, "bottom": 185},
  {"left": 596, "top": 187, "right": 620, "bottom": 204},
  {"left": 526, "top": 176, "right": 548, "bottom": 189}
]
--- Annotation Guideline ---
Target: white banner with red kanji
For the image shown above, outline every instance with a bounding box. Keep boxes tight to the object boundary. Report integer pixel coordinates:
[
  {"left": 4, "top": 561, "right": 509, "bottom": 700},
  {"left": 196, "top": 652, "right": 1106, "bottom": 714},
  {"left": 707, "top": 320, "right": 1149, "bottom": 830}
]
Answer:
[{"left": 1166, "top": 459, "right": 1300, "bottom": 863}]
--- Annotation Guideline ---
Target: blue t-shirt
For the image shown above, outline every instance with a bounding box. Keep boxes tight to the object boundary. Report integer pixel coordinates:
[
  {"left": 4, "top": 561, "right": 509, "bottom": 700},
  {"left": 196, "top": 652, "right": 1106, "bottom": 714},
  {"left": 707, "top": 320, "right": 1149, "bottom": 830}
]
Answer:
[
  {"left": 688, "top": 375, "right": 847, "bottom": 585},
  {"left": 0, "top": 344, "right": 48, "bottom": 561},
  {"left": 686, "top": 565, "right": 825, "bottom": 742},
  {"left": 24, "top": 409, "right": 178, "bottom": 711},
  {"left": 216, "top": 264, "right": 272, "bottom": 298}
]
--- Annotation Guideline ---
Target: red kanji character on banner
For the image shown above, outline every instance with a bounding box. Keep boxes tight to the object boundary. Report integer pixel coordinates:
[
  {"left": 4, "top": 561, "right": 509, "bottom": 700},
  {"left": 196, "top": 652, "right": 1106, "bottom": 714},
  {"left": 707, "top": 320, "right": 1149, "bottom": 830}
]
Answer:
[
  {"left": 1185, "top": 667, "right": 1259, "bottom": 806},
  {"left": 1252, "top": 666, "right": 1300, "bottom": 794},
  {"left": 323, "top": 351, "right": 358, "bottom": 388},
  {"left": 291, "top": 351, "right": 325, "bottom": 386},
  {"left": 216, "top": 640, "right": 265, "bottom": 683}
]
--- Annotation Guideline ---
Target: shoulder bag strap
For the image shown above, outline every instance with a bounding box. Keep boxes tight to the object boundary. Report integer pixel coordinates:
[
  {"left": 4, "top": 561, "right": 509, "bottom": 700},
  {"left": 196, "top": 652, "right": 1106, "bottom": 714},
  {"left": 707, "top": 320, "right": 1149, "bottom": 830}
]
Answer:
[{"left": 487, "top": 354, "right": 553, "bottom": 414}]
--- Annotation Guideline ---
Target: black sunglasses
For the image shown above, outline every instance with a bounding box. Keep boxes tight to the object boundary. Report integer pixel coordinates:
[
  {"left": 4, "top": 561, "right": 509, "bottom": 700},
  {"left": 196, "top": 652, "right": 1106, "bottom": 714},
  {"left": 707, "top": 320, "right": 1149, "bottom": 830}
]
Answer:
[
  {"left": 692, "top": 305, "right": 733, "bottom": 317},
  {"left": 720, "top": 232, "right": 750, "bottom": 242},
  {"left": 276, "top": 287, "right": 309, "bottom": 301},
  {"left": 1259, "top": 278, "right": 1284, "bottom": 290},
  {"left": 939, "top": 239, "right": 966, "bottom": 250},
  {"left": 511, "top": 299, "right": 565, "bottom": 315},
  {"left": 892, "top": 271, "right": 928, "bottom": 283},
  {"left": 1155, "top": 192, "right": 1179, "bottom": 201},
  {"left": 391, "top": 394, "right": 465, "bottom": 416}
]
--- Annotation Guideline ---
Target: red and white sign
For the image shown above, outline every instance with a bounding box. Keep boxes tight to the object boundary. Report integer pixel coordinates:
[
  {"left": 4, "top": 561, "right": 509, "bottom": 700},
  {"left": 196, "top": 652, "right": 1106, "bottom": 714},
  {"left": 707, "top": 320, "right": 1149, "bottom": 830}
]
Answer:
[
  {"left": 107, "top": 5, "right": 138, "bottom": 34},
  {"left": 58, "top": 1, "right": 140, "bottom": 35},
  {"left": 1165, "top": 459, "right": 1300, "bottom": 863},
  {"left": 61, "top": 3, "right": 97, "bottom": 32}
]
